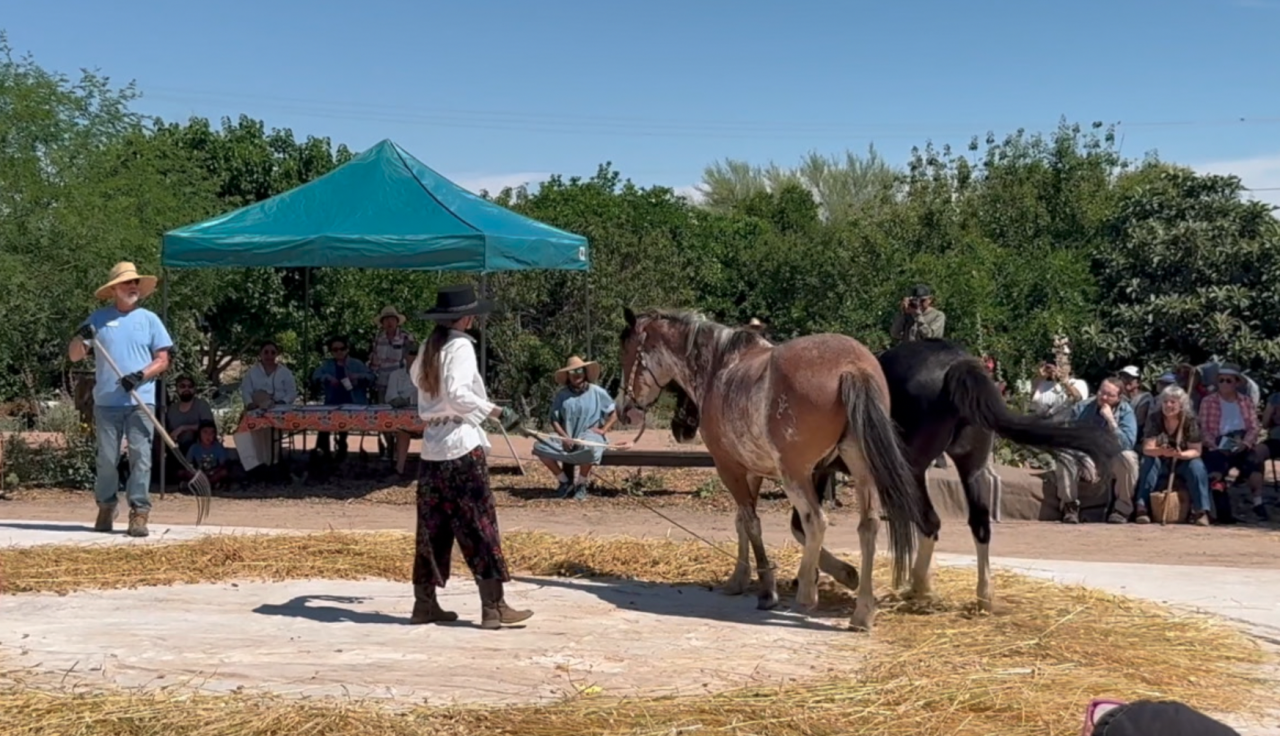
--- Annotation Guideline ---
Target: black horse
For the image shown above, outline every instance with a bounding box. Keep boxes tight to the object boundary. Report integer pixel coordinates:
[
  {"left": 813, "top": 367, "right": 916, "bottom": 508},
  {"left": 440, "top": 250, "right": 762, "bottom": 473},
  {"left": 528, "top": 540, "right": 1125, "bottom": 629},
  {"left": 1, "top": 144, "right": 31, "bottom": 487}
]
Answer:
[{"left": 802, "top": 338, "right": 1118, "bottom": 611}]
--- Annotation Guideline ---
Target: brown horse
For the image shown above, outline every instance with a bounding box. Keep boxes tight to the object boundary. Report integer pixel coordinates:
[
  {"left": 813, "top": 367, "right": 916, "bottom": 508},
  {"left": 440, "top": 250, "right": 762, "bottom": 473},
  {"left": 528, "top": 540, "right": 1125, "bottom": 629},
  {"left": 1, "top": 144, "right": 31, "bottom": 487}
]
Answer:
[{"left": 618, "top": 308, "right": 930, "bottom": 631}]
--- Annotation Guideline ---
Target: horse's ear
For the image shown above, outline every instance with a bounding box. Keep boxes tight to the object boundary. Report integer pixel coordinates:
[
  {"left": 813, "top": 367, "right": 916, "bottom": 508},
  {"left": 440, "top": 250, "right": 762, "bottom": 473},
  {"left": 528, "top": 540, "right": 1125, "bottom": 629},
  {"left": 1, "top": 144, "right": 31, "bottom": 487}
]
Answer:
[{"left": 623, "top": 307, "right": 637, "bottom": 328}]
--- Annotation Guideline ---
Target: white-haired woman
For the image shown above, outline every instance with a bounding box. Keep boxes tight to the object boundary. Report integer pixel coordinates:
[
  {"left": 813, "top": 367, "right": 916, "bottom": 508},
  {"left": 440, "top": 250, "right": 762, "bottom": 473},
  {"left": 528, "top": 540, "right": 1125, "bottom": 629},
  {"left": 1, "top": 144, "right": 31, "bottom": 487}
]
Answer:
[{"left": 1134, "top": 385, "right": 1211, "bottom": 525}]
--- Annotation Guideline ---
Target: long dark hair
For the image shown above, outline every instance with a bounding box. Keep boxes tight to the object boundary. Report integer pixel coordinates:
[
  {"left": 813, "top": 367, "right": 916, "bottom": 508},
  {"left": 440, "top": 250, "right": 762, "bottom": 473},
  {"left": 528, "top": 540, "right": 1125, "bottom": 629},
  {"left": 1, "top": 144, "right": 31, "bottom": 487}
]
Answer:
[{"left": 416, "top": 322, "right": 457, "bottom": 398}]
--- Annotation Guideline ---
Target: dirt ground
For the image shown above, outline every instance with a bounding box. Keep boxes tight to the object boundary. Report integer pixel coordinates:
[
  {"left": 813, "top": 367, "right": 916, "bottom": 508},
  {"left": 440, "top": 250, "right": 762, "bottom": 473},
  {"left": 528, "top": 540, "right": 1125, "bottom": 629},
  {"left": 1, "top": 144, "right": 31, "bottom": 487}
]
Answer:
[{"left": 5, "top": 484, "right": 1277, "bottom": 570}]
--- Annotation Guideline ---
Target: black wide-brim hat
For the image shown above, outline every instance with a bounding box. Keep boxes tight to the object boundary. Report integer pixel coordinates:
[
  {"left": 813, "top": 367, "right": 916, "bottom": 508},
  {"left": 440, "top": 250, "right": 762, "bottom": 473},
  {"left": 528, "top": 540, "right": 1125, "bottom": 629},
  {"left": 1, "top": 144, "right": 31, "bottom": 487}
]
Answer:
[{"left": 419, "top": 284, "right": 494, "bottom": 321}]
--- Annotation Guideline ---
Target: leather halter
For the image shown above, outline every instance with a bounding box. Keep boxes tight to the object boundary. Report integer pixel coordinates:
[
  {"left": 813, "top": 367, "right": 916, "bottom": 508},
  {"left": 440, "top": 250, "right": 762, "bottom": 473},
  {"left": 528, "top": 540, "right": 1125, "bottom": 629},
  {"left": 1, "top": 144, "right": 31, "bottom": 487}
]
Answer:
[{"left": 622, "top": 326, "right": 664, "bottom": 411}]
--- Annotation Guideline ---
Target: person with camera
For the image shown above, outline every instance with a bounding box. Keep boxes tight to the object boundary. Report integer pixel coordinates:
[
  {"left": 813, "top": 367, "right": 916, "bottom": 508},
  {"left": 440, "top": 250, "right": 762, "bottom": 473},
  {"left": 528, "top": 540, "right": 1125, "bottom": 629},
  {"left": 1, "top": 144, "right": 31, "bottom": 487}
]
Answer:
[{"left": 890, "top": 284, "right": 946, "bottom": 344}]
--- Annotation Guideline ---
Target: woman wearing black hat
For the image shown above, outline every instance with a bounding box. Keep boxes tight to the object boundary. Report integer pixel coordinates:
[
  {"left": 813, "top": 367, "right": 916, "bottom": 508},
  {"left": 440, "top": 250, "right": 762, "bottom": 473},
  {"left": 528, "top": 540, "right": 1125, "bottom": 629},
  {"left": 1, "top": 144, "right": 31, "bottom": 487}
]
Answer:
[{"left": 408, "top": 284, "right": 529, "bottom": 629}]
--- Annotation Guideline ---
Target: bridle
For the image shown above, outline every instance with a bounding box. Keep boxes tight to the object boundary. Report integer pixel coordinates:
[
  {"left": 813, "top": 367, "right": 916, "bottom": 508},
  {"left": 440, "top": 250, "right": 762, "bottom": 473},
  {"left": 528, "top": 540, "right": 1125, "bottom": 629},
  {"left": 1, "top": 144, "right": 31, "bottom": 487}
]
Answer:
[{"left": 622, "top": 326, "right": 664, "bottom": 412}]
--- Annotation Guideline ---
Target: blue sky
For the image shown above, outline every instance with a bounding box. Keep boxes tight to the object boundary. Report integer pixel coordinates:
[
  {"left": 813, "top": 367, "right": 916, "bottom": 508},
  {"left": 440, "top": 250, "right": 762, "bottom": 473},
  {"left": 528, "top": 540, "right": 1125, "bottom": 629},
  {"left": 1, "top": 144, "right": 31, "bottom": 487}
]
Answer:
[{"left": 7, "top": 0, "right": 1280, "bottom": 205}]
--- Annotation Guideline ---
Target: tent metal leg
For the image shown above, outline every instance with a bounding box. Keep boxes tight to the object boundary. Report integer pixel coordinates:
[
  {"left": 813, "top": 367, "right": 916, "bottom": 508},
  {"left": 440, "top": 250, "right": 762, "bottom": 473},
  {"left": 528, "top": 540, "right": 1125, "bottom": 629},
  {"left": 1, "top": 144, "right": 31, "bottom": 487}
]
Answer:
[
  {"left": 159, "top": 273, "right": 168, "bottom": 497},
  {"left": 479, "top": 273, "right": 488, "bottom": 377}
]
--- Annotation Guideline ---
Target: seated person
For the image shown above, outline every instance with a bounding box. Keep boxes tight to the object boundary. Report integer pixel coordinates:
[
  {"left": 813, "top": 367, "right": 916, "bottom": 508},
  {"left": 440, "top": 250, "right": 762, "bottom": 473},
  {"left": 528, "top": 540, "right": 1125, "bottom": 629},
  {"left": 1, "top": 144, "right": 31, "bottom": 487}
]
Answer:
[
  {"left": 240, "top": 340, "right": 299, "bottom": 409},
  {"left": 1250, "top": 392, "right": 1280, "bottom": 482},
  {"left": 164, "top": 375, "right": 214, "bottom": 457},
  {"left": 383, "top": 366, "right": 418, "bottom": 474},
  {"left": 532, "top": 356, "right": 617, "bottom": 500},
  {"left": 312, "top": 337, "right": 374, "bottom": 459},
  {"left": 236, "top": 340, "right": 299, "bottom": 474},
  {"left": 183, "top": 420, "right": 230, "bottom": 489},
  {"left": 1134, "top": 386, "right": 1211, "bottom": 525},
  {"left": 1199, "top": 365, "right": 1264, "bottom": 522},
  {"left": 1055, "top": 377, "right": 1138, "bottom": 524}
]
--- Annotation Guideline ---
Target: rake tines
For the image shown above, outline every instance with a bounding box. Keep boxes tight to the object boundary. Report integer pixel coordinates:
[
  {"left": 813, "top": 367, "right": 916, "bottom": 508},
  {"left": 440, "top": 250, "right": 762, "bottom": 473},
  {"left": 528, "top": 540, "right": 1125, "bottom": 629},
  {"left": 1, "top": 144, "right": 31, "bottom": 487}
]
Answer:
[{"left": 186, "top": 470, "right": 213, "bottom": 525}]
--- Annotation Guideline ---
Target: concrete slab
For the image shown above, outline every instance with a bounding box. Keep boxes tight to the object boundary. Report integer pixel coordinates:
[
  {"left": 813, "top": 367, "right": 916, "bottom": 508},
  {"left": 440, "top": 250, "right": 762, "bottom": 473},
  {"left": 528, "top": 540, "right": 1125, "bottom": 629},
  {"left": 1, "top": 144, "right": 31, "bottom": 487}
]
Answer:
[
  {"left": 934, "top": 553, "right": 1280, "bottom": 640},
  {"left": 0, "top": 576, "right": 859, "bottom": 706}
]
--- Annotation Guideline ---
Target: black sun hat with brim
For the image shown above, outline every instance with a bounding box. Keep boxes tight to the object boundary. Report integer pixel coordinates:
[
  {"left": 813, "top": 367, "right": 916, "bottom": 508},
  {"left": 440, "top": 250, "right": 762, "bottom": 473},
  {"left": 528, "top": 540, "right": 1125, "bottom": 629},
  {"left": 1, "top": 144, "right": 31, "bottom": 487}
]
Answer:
[{"left": 419, "top": 284, "right": 494, "bottom": 321}]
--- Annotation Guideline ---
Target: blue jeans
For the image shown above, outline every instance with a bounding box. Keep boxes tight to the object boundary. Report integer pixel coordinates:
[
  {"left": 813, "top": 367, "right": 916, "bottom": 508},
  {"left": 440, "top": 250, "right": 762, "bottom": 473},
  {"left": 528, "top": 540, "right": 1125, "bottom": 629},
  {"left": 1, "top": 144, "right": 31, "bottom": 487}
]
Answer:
[
  {"left": 94, "top": 404, "right": 155, "bottom": 511},
  {"left": 1136, "top": 455, "right": 1210, "bottom": 512}
]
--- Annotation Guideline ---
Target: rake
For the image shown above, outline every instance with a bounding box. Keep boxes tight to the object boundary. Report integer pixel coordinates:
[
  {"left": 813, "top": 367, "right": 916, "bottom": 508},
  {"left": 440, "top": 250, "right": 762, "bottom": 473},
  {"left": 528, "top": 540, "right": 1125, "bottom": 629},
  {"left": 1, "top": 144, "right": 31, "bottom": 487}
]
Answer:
[{"left": 90, "top": 337, "right": 212, "bottom": 525}]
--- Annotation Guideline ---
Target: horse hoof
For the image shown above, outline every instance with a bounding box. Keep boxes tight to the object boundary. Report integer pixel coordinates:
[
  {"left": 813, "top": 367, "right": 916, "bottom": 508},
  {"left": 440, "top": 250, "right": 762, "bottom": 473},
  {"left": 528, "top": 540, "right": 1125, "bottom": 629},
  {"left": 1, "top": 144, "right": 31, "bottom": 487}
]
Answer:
[
  {"left": 756, "top": 592, "right": 779, "bottom": 611},
  {"left": 976, "top": 597, "right": 994, "bottom": 613},
  {"left": 720, "top": 581, "right": 747, "bottom": 597},
  {"left": 848, "top": 619, "right": 874, "bottom": 633}
]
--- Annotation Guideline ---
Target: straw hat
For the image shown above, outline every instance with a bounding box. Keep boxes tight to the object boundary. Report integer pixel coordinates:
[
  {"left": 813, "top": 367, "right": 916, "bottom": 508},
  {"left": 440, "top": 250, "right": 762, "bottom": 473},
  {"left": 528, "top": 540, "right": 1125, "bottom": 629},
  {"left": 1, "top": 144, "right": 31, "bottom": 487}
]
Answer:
[
  {"left": 554, "top": 356, "right": 600, "bottom": 385},
  {"left": 94, "top": 261, "right": 157, "bottom": 301},
  {"left": 374, "top": 305, "right": 406, "bottom": 326}
]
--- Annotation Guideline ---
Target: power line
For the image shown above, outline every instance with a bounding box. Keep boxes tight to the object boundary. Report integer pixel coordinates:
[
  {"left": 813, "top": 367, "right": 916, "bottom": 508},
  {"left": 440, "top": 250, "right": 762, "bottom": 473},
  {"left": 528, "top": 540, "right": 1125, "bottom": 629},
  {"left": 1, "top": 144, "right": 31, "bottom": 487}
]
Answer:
[{"left": 138, "top": 85, "right": 1280, "bottom": 141}]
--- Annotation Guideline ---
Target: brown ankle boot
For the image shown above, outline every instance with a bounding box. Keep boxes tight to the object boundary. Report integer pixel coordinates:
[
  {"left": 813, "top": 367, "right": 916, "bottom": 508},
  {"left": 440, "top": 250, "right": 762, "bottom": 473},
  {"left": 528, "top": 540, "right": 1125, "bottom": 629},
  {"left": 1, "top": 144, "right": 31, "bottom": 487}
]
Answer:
[
  {"left": 477, "top": 579, "right": 533, "bottom": 630},
  {"left": 410, "top": 584, "right": 458, "bottom": 624},
  {"left": 94, "top": 503, "right": 117, "bottom": 533},
  {"left": 127, "top": 509, "right": 149, "bottom": 538}
]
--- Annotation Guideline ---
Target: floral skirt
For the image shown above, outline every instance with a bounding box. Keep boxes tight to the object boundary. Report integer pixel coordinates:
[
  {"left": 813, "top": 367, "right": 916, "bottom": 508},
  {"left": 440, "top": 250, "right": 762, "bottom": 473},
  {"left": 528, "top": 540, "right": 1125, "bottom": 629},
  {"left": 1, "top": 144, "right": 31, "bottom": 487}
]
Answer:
[{"left": 413, "top": 446, "right": 510, "bottom": 588}]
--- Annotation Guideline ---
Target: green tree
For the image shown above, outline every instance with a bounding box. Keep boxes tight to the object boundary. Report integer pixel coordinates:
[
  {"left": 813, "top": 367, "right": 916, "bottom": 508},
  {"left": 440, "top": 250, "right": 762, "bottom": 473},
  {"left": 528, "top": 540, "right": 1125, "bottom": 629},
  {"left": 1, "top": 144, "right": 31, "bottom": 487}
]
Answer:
[{"left": 1086, "top": 163, "right": 1280, "bottom": 377}]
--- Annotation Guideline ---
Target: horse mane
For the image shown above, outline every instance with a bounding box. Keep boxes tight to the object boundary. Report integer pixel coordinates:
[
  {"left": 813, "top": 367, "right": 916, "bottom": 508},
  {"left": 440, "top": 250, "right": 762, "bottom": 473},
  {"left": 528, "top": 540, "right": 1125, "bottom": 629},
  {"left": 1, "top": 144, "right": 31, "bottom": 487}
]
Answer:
[{"left": 620, "top": 308, "right": 766, "bottom": 365}]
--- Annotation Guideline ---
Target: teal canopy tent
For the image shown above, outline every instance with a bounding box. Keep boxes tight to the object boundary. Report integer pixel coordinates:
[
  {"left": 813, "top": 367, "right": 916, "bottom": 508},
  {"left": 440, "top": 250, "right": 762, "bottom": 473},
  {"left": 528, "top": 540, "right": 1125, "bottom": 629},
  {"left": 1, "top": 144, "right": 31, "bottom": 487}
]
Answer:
[
  {"left": 161, "top": 138, "right": 589, "bottom": 271},
  {"left": 153, "top": 140, "right": 592, "bottom": 484}
]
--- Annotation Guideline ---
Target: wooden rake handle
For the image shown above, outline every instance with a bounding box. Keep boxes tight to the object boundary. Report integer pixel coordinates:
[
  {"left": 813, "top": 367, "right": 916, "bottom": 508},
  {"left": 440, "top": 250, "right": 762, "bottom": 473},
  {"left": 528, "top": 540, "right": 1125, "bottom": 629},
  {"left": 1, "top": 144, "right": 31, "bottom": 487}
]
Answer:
[{"left": 90, "top": 337, "right": 186, "bottom": 463}]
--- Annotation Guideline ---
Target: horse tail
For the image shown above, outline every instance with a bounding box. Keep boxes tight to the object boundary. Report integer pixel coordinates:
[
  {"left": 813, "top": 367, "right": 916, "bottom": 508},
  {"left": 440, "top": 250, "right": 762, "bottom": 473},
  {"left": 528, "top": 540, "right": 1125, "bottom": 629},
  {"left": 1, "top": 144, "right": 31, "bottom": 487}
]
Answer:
[
  {"left": 840, "top": 371, "right": 927, "bottom": 590},
  {"left": 941, "top": 358, "right": 1118, "bottom": 468}
]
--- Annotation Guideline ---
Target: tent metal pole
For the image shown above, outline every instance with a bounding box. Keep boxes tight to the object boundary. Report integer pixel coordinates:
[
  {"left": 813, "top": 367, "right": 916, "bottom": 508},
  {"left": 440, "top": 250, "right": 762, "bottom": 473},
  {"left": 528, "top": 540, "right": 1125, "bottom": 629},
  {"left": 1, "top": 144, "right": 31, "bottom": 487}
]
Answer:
[
  {"left": 479, "top": 272, "right": 488, "bottom": 378},
  {"left": 585, "top": 271, "right": 592, "bottom": 360},
  {"left": 159, "top": 271, "right": 168, "bottom": 496},
  {"left": 303, "top": 268, "right": 311, "bottom": 400}
]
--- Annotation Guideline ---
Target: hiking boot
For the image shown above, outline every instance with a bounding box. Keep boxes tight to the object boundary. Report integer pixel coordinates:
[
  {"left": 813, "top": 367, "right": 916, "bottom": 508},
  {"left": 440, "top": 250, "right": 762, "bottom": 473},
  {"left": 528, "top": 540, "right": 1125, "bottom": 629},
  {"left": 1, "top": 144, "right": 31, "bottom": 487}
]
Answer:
[
  {"left": 1134, "top": 505, "right": 1151, "bottom": 524},
  {"left": 553, "top": 480, "right": 573, "bottom": 499},
  {"left": 1189, "top": 510, "right": 1211, "bottom": 527},
  {"left": 477, "top": 579, "right": 533, "bottom": 630},
  {"left": 1253, "top": 504, "right": 1270, "bottom": 522},
  {"left": 570, "top": 482, "right": 589, "bottom": 501},
  {"left": 1061, "top": 502, "right": 1080, "bottom": 524},
  {"left": 126, "top": 509, "right": 149, "bottom": 538},
  {"left": 409, "top": 584, "right": 458, "bottom": 624},
  {"left": 94, "top": 503, "right": 117, "bottom": 533},
  {"left": 1106, "top": 512, "right": 1128, "bottom": 524}
]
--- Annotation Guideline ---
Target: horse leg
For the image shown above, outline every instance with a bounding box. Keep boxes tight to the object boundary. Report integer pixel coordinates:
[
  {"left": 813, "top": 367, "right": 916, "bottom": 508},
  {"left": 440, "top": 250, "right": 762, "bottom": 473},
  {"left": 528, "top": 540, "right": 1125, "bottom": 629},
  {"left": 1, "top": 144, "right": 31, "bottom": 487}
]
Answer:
[
  {"left": 789, "top": 507, "right": 859, "bottom": 592},
  {"left": 904, "top": 466, "right": 942, "bottom": 603},
  {"left": 837, "top": 440, "right": 880, "bottom": 632},
  {"left": 779, "top": 472, "right": 825, "bottom": 612},
  {"left": 951, "top": 426, "right": 995, "bottom": 612},
  {"left": 719, "top": 467, "right": 755, "bottom": 597},
  {"left": 740, "top": 475, "right": 779, "bottom": 610}
]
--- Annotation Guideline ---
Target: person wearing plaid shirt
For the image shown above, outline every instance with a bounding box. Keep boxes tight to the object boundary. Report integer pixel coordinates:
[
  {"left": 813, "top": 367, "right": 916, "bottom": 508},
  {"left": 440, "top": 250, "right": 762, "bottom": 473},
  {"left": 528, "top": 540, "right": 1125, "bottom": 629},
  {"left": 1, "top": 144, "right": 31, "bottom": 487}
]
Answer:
[{"left": 1198, "top": 365, "right": 1267, "bottom": 522}]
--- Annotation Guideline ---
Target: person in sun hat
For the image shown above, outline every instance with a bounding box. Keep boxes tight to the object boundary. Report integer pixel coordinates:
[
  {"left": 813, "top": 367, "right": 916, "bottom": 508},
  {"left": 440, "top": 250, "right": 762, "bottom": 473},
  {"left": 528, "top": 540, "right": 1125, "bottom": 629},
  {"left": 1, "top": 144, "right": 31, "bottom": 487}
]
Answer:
[
  {"left": 368, "top": 305, "right": 417, "bottom": 459},
  {"left": 408, "top": 283, "right": 530, "bottom": 630},
  {"left": 532, "top": 355, "right": 619, "bottom": 500},
  {"left": 66, "top": 261, "right": 174, "bottom": 538}
]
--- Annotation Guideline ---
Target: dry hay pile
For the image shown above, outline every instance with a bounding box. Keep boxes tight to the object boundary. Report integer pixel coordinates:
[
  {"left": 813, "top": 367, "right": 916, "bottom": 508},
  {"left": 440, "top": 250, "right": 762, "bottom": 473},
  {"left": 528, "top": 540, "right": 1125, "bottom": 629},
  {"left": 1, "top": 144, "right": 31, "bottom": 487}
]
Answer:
[{"left": 0, "top": 531, "right": 1273, "bottom": 736}]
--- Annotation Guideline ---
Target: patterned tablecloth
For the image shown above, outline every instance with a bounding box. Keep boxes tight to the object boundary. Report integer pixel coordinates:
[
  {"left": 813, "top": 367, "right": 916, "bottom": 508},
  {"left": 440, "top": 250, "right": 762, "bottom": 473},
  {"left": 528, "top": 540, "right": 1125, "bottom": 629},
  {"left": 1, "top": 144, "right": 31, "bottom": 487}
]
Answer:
[{"left": 235, "top": 405, "right": 422, "bottom": 434}]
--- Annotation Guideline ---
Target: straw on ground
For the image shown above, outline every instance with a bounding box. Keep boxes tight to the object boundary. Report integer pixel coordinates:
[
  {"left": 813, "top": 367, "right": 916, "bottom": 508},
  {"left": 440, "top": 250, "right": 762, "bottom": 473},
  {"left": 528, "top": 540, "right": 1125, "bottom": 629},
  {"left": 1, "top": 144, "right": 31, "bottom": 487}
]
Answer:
[{"left": 0, "top": 531, "right": 1272, "bottom": 736}]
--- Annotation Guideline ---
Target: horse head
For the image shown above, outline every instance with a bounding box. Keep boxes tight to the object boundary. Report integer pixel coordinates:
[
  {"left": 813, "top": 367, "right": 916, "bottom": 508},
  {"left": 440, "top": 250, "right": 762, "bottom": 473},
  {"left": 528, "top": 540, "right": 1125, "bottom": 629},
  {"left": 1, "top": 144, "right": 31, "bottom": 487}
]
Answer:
[{"left": 618, "top": 307, "right": 686, "bottom": 416}]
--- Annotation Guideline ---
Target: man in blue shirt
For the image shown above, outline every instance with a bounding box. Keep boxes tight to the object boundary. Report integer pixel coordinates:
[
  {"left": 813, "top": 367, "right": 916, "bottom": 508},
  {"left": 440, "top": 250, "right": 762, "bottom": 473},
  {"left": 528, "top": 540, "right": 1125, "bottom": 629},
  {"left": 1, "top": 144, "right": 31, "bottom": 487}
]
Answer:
[
  {"left": 67, "top": 262, "right": 174, "bottom": 538},
  {"left": 1055, "top": 376, "right": 1139, "bottom": 524}
]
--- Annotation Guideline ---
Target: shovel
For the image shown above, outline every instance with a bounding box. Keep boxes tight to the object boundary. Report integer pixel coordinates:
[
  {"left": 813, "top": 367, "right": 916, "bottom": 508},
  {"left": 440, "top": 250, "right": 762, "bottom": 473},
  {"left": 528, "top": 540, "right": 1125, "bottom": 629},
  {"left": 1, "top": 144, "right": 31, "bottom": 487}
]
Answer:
[{"left": 90, "top": 337, "right": 212, "bottom": 525}]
